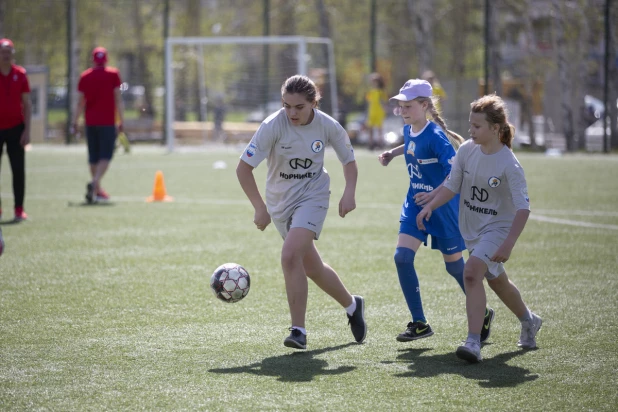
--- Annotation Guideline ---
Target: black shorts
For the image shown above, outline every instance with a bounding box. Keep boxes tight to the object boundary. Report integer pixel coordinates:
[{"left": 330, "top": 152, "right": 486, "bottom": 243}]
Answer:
[{"left": 86, "top": 125, "right": 116, "bottom": 163}]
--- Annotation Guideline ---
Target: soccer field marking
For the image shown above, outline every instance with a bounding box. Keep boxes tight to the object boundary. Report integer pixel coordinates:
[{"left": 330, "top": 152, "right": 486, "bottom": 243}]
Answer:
[
  {"left": 3, "top": 192, "right": 617, "bottom": 230},
  {"left": 528, "top": 214, "right": 618, "bottom": 230},
  {"left": 0, "top": 192, "right": 249, "bottom": 206},
  {"left": 533, "top": 209, "right": 618, "bottom": 217},
  {"left": 363, "top": 202, "right": 618, "bottom": 230}
]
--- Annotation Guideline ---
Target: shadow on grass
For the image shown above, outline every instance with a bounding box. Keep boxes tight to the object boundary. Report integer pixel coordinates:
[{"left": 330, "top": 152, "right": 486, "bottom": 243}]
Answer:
[
  {"left": 67, "top": 201, "right": 115, "bottom": 207},
  {"left": 0, "top": 219, "right": 23, "bottom": 226},
  {"left": 384, "top": 347, "right": 539, "bottom": 388},
  {"left": 209, "top": 342, "right": 357, "bottom": 382}
]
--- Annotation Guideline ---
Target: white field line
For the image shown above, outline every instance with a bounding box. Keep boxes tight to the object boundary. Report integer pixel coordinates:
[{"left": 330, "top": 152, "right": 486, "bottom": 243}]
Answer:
[
  {"left": 4, "top": 192, "right": 618, "bottom": 230},
  {"left": 532, "top": 209, "right": 618, "bottom": 217},
  {"left": 527, "top": 214, "right": 618, "bottom": 230}
]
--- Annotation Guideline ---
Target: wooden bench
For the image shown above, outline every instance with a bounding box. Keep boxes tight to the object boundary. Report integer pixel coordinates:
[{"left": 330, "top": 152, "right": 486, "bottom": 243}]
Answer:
[
  {"left": 124, "top": 118, "right": 162, "bottom": 142},
  {"left": 173, "top": 121, "right": 259, "bottom": 144}
]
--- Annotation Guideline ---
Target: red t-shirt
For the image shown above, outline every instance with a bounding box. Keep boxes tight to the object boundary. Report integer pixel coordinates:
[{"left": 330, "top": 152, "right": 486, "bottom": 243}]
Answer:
[
  {"left": 78, "top": 66, "right": 121, "bottom": 126},
  {"left": 0, "top": 64, "right": 30, "bottom": 130}
]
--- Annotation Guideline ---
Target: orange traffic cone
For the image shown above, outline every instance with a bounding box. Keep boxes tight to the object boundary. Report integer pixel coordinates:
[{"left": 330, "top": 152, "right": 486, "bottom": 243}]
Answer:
[{"left": 146, "top": 170, "right": 173, "bottom": 202}]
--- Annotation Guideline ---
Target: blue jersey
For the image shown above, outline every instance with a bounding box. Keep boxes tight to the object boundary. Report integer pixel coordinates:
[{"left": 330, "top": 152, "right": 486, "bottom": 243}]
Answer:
[{"left": 400, "top": 121, "right": 461, "bottom": 239}]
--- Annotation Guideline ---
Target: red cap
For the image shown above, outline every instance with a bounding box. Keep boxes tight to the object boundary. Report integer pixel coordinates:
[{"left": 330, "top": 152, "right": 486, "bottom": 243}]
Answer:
[
  {"left": 0, "top": 38, "right": 14, "bottom": 49},
  {"left": 92, "top": 47, "right": 108, "bottom": 65}
]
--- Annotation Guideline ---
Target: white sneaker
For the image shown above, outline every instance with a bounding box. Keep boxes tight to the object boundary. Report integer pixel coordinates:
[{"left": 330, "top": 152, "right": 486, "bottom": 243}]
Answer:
[
  {"left": 518, "top": 313, "right": 542, "bottom": 349},
  {"left": 456, "top": 339, "right": 482, "bottom": 363}
]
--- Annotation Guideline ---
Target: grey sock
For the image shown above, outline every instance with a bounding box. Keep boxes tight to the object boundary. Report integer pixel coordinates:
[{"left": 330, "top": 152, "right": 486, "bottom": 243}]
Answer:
[{"left": 467, "top": 333, "right": 481, "bottom": 344}]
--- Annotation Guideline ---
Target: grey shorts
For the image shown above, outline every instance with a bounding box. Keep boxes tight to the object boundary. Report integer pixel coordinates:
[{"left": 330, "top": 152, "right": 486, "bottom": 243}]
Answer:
[
  {"left": 466, "top": 235, "right": 506, "bottom": 280},
  {"left": 273, "top": 204, "right": 328, "bottom": 241}
]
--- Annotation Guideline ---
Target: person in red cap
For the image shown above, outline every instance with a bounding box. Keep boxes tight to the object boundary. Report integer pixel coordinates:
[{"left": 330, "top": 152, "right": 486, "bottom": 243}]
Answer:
[
  {"left": 0, "top": 38, "right": 31, "bottom": 222},
  {"left": 71, "top": 46, "right": 124, "bottom": 203}
]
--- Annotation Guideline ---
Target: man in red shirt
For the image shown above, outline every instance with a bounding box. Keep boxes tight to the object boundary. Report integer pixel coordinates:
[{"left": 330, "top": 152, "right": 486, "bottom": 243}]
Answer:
[
  {"left": 71, "top": 46, "right": 124, "bottom": 204},
  {"left": 0, "top": 38, "right": 31, "bottom": 222}
]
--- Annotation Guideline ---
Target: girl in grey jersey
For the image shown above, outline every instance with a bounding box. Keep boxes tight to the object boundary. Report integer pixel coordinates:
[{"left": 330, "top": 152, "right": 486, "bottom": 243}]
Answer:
[
  {"left": 236, "top": 75, "right": 367, "bottom": 350},
  {"left": 417, "top": 95, "right": 542, "bottom": 363}
]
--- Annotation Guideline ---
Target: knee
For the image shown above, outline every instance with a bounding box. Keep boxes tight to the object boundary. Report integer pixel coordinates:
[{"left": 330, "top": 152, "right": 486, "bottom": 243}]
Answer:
[
  {"left": 281, "top": 249, "right": 303, "bottom": 271},
  {"left": 394, "top": 247, "right": 415, "bottom": 265},
  {"left": 463, "top": 266, "right": 482, "bottom": 286}
]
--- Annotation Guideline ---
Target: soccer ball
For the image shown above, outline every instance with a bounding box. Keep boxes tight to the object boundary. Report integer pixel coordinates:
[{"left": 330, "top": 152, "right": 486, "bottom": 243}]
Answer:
[{"left": 210, "top": 263, "right": 251, "bottom": 303}]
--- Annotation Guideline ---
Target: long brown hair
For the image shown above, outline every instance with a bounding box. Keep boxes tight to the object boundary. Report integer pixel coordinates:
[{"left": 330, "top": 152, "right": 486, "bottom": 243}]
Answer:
[
  {"left": 470, "top": 94, "right": 515, "bottom": 149},
  {"left": 416, "top": 96, "right": 465, "bottom": 150}
]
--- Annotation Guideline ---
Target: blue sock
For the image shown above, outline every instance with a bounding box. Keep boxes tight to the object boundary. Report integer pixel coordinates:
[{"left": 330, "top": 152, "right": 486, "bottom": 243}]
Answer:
[
  {"left": 445, "top": 258, "right": 466, "bottom": 293},
  {"left": 394, "top": 247, "right": 425, "bottom": 323}
]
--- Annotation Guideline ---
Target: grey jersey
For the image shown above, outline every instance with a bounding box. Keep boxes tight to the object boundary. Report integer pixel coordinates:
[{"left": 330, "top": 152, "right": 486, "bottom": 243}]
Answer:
[
  {"left": 443, "top": 140, "right": 530, "bottom": 241},
  {"left": 240, "top": 108, "right": 355, "bottom": 221}
]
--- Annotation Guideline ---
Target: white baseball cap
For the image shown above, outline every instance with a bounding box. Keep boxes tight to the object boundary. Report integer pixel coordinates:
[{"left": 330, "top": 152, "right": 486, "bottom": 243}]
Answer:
[{"left": 390, "top": 79, "right": 433, "bottom": 102}]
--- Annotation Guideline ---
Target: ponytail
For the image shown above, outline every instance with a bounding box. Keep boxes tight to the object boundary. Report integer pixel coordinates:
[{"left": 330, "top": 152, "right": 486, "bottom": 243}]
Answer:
[
  {"left": 500, "top": 122, "right": 515, "bottom": 149},
  {"left": 425, "top": 98, "right": 464, "bottom": 150}
]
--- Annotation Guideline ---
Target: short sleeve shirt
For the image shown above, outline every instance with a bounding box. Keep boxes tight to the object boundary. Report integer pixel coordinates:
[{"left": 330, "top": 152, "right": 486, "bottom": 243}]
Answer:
[
  {"left": 444, "top": 140, "right": 530, "bottom": 241},
  {"left": 78, "top": 66, "right": 121, "bottom": 126},
  {"left": 0, "top": 64, "right": 30, "bottom": 129},
  {"left": 240, "top": 108, "right": 355, "bottom": 221},
  {"left": 400, "top": 121, "right": 461, "bottom": 239}
]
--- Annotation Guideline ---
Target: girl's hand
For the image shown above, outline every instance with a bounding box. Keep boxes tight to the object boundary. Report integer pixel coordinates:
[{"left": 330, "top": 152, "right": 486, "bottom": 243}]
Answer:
[
  {"left": 414, "top": 190, "right": 435, "bottom": 206},
  {"left": 378, "top": 150, "right": 394, "bottom": 166},
  {"left": 416, "top": 206, "right": 432, "bottom": 231},
  {"left": 339, "top": 192, "right": 356, "bottom": 217},
  {"left": 490, "top": 240, "right": 515, "bottom": 263},
  {"left": 253, "top": 206, "right": 271, "bottom": 231}
]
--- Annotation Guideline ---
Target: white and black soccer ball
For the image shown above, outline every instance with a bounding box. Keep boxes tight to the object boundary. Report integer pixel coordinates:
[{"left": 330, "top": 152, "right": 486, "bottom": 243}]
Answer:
[{"left": 210, "top": 263, "right": 251, "bottom": 303}]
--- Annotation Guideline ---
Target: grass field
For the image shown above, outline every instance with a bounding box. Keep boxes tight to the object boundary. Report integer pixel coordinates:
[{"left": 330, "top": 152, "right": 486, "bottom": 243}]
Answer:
[{"left": 1, "top": 144, "right": 617, "bottom": 411}]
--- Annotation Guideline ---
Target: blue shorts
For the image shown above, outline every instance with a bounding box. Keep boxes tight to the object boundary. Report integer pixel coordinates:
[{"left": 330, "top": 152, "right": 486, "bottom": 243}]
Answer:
[
  {"left": 86, "top": 125, "right": 117, "bottom": 164},
  {"left": 399, "top": 220, "right": 466, "bottom": 255}
]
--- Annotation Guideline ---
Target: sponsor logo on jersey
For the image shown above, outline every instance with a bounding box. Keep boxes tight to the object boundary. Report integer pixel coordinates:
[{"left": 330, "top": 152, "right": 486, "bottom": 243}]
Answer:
[
  {"left": 289, "top": 158, "right": 313, "bottom": 170},
  {"left": 417, "top": 158, "right": 438, "bottom": 164},
  {"left": 246, "top": 142, "right": 257, "bottom": 157},
  {"left": 464, "top": 199, "right": 498, "bottom": 215},
  {"left": 406, "top": 141, "right": 416, "bottom": 156},
  {"left": 411, "top": 183, "right": 434, "bottom": 191},
  {"left": 522, "top": 187, "right": 529, "bottom": 203},
  {"left": 471, "top": 186, "right": 489, "bottom": 202},
  {"left": 311, "top": 140, "right": 324, "bottom": 153},
  {"left": 408, "top": 163, "right": 422, "bottom": 179},
  {"left": 279, "top": 171, "right": 315, "bottom": 180},
  {"left": 488, "top": 176, "right": 501, "bottom": 188}
]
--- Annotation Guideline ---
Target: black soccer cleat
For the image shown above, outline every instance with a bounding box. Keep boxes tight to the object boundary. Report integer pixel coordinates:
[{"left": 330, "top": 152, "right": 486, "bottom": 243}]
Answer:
[
  {"left": 396, "top": 321, "right": 434, "bottom": 342},
  {"left": 284, "top": 328, "right": 307, "bottom": 350},
  {"left": 480, "top": 307, "right": 495, "bottom": 343},
  {"left": 347, "top": 295, "right": 367, "bottom": 343},
  {"left": 85, "top": 182, "right": 96, "bottom": 204}
]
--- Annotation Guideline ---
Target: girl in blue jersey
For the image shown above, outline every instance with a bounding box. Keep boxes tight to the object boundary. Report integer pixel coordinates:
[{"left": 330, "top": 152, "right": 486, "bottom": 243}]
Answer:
[{"left": 378, "top": 79, "right": 493, "bottom": 342}]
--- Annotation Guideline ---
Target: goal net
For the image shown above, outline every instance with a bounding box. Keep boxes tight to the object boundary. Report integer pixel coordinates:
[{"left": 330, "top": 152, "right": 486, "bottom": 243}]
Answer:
[{"left": 164, "top": 36, "right": 338, "bottom": 151}]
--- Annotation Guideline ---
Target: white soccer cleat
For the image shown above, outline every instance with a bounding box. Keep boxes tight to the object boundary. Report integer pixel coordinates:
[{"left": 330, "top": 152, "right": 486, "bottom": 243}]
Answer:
[
  {"left": 456, "top": 339, "right": 482, "bottom": 363},
  {"left": 518, "top": 313, "right": 543, "bottom": 349}
]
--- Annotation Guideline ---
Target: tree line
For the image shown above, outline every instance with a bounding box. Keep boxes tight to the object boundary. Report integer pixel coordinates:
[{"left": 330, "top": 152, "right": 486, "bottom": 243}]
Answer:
[{"left": 0, "top": 0, "right": 616, "bottom": 150}]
